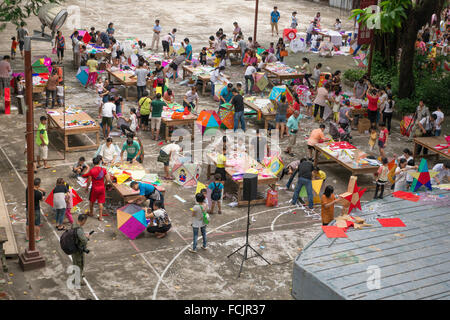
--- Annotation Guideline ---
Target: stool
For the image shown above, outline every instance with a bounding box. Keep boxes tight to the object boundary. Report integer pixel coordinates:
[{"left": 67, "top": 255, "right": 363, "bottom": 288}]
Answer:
[{"left": 0, "top": 227, "right": 7, "bottom": 272}]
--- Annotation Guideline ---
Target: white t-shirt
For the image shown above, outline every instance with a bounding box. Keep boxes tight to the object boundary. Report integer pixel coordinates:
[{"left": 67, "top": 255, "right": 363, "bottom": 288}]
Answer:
[
  {"left": 102, "top": 102, "right": 116, "bottom": 118},
  {"left": 100, "top": 143, "right": 119, "bottom": 162},
  {"left": 56, "top": 86, "right": 64, "bottom": 97},
  {"left": 432, "top": 163, "right": 449, "bottom": 183},
  {"left": 245, "top": 65, "right": 257, "bottom": 76},
  {"left": 432, "top": 111, "right": 444, "bottom": 130},
  {"left": 419, "top": 117, "right": 433, "bottom": 131},
  {"left": 161, "top": 143, "right": 181, "bottom": 155},
  {"left": 185, "top": 90, "right": 198, "bottom": 103},
  {"left": 130, "top": 114, "right": 138, "bottom": 132}
]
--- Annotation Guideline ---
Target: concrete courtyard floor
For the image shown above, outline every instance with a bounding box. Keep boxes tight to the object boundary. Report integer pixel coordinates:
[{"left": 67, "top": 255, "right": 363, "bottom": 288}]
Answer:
[{"left": 0, "top": 0, "right": 445, "bottom": 300}]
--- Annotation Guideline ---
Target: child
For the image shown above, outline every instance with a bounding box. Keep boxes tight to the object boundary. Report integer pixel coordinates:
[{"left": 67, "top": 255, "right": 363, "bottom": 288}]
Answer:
[
  {"left": 208, "top": 173, "right": 224, "bottom": 215},
  {"left": 374, "top": 157, "right": 389, "bottom": 199},
  {"left": 119, "top": 107, "right": 138, "bottom": 137},
  {"left": 321, "top": 186, "right": 340, "bottom": 226},
  {"left": 56, "top": 81, "right": 64, "bottom": 107},
  {"left": 53, "top": 178, "right": 69, "bottom": 231},
  {"left": 236, "top": 82, "right": 245, "bottom": 96},
  {"left": 313, "top": 166, "right": 326, "bottom": 181},
  {"left": 11, "top": 37, "right": 18, "bottom": 60},
  {"left": 64, "top": 182, "right": 74, "bottom": 226},
  {"left": 199, "top": 47, "right": 207, "bottom": 66},
  {"left": 332, "top": 88, "right": 341, "bottom": 122},
  {"left": 72, "top": 157, "right": 90, "bottom": 177},
  {"left": 368, "top": 126, "right": 377, "bottom": 151},
  {"left": 236, "top": 136, "right": 246, "bottom": 154},
  {"left": 405, "top": 159, "right": 415, "bottom": 190},
  {"left": 393, "top": 158, "right": 418, "bottom": 193},
  {"left": 378, "top": 122, "right": 389, "bottom": 159},
  {"left": 268, "top": 42, "right": 275, "bottom": 54},
  {"left": 200, "top": 188, "right": 210, "bottom": 211}
]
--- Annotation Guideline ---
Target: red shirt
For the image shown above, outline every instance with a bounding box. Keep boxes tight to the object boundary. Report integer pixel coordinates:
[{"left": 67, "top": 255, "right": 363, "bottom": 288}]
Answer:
[
  {"left": 367, "top": 95, "right": 379, "bottom": 111},
  {"left": 379, "top": 128, "right": 388, "bottom": 143},
  {"left": 83, "top": 166, "right": 107, "bottom": 191}
]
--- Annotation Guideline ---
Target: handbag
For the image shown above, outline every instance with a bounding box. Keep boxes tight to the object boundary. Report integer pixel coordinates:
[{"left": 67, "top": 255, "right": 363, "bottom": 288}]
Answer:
[
  {"left": 280, "top": 50, "right": 289, "bottom": 57},
  {"left": 199, "top": 205, "right": 209, "bottom": 225},
  {"left": 52, "top": 47, "right": 57, "bottom": 55}
]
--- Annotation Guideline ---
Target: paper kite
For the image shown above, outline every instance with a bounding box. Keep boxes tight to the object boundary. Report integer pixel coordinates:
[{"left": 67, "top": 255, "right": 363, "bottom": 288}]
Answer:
[
  {"left": 263, "top": 155, "right": 284, "bottom": 176},
  {"left": 269, "top": 85, "right": 294, "bottom": 104},
  {"left": 171, "top": 162, "right": 201, "bottom": 187},
  {"left": 253, "top": 72, "right": 269, "bottom": 92},
  {"left": 218, "top": 104, "right": 234, "bottom": 130},
  {"left": 322, "top": 225, "right": 348, "bottom": 238},
  {"left": 409, "top": 158, "right": 438, "bottom": 192},
  {"left": 339, "top": 176, "right": 366, "bottom": 215},
  {"left": 45, "top": 186, "right": 82, "bottom": 207},
  {"left": 116, "top": 204, "right": 147, "bottom": 240},
  {"left": 196, "top": 110, "right": 221, "bottom": 135},
  {"left": 299, "top": 179, "right": 323, "bottom": 204},
  {"left": 377, "top": 218, "right": 406, "bottom": 228}
]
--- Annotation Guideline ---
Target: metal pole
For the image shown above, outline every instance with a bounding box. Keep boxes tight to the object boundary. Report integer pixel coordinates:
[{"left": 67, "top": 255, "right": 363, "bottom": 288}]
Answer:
[
  {"left": 24, "top": 36, "right": 35, "bottom": 252},
  {"left": 253, "top": 0, "right": 259, "bottom": 43}
]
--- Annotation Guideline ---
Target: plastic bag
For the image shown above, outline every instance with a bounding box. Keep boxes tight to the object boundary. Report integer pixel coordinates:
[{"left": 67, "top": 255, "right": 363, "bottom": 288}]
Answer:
[{"left": 266, "top": 189, "right": 278, "bottom": 207}]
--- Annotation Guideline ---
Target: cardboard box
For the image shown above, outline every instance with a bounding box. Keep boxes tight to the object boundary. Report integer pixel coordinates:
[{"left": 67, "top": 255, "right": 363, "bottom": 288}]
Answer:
[{"left": 358, "top": 118, "right": 371, "bottom": 134}]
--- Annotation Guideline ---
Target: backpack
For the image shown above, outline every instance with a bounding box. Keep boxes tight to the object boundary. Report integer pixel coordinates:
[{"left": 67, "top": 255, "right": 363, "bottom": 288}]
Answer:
[
  {"left": 211, "top": 183, "right": 222, "bottom": 201},
  {"left": 199, "top": 205, "right": 209, "bottom": 225},
  {"left": 60, "top": 227, "right": 80, "bottom": 255}
]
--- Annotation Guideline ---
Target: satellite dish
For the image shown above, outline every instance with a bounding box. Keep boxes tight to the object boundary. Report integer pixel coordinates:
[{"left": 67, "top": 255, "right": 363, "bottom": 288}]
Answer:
[{"left": 32, "top": 4, "right": 68, "bottom": 42}]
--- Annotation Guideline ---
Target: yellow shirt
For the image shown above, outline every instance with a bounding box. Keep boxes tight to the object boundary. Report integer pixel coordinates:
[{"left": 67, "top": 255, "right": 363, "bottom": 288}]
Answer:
[
  {"left": 318, "top": 170, "right": 326, "bottom": 180},
  {"left": 216, "top": 154, "right": 226, "bottom": 168},
  {"left": 86, "top": 59, "right": 98, "bottom": 73}
]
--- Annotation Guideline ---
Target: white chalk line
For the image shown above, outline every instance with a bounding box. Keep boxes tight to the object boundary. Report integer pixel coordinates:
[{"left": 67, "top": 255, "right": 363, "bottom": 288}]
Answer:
[{"left": 1, "top": 145, "right": 99, "bottom": 300}]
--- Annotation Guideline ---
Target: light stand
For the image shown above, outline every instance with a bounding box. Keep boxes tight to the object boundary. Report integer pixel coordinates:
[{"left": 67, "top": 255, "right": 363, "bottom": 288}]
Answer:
[{"left": 227, "top": 199, "right": 270, "bottom": 278}]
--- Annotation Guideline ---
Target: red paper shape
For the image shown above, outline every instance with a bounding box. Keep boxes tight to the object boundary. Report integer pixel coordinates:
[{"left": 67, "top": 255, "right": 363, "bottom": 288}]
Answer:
[
  {"left": 392, "top": 191, "right": 420, "bottom": 202},
  {"left": 377, "top": 218, "right": 406, "bottom": 227},
  {"left": 342, "top": 181, "right": 367, "bottom": 215},
  {"left": 322, "top": 226, "right": 348, "bottom": 238}
]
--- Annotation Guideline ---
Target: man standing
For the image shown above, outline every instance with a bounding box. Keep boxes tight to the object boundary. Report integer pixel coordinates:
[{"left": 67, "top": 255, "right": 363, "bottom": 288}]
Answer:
[
  {"left": 183, "top": 38, "right": 193, "bottom": 62},
  {"left": 231, "top": 88, "right": 245, "bottom": 132},
  {"left": 0, "top": 56, "right": 11, "bottom": 99},
  {"left": 151, "top": 93, "right": 166, "bottom": 140},
  {"left": 25, "top": 178, "right": 45, "bottom": 242},
  {"left": 17, "top": 22, "right": 28, "bottom": 59},
  {"left": 291, "top": 158, "right": 315, "bottom": 208},
  {"left": 36, "top": 116, "right": 51, "bottom": 169},
  {"left": 72, "top": 31, "right": 81, "bottom": 70},
  {"left": 71, "top": 214, "right": 90, "bottom": 283},
  {"left": 83, "top": 156, "right": 111, "bottom": 221},
  {"left": 271, "top": 6, "right": 281, "bottom": 37},
  {"left": 285, "top": 110, "right": 301, "bottom": 156},
  {"left": 129, "top": 181, "right": 165, "bottom": 211},
  {"left": 151, "top": 19, "right": 162, "bottom": 51},
  {"left": 133, "top": 61, "right": 149, "bottom": 101},
  {"left": 99, "top": 96, "right": 117, "bottom": 139}
]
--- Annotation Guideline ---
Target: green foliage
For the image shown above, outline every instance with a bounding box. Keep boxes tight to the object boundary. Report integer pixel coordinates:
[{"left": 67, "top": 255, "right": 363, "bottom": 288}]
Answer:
[
  {"left": 0, "top": 0, "right": 63, "bottom": 31},
  {"left": 343, "top": 68, "right": 366, "bottom": 83}
]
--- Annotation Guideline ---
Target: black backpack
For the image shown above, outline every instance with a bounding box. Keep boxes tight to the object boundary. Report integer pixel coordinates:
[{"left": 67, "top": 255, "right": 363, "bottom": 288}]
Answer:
[
  {"left": 211, "top": 183, "right": 222, "bottom": 201},
  {"left": 60, "top": 227, "right": 80, "bottom": 255}
]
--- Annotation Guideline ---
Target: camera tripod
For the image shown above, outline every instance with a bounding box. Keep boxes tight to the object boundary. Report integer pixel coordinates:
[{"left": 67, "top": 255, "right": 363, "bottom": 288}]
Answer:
[{"left": 227, "top": 200, "right": 270, "bottom": 278}]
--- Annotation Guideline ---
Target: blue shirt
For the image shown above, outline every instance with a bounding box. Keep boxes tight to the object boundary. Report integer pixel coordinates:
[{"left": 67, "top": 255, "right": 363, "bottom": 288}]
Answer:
[
  {"left": 153, "top": 25, "right": 162, "bottom": 33},
  {"left": 185, "top": 44, "right": 192, "bottom": 60},
  {"left": 208, "top": 182, "right": 224, "bottom": 193},
  {"left": 271, "top": 11, "right": 280, "bottom": 23},
  {"left": 220, "top": 87, "right": 233, "bottom": 103},
  {"left": 138, "top": 182, "right": 155, "bottom": 197}
]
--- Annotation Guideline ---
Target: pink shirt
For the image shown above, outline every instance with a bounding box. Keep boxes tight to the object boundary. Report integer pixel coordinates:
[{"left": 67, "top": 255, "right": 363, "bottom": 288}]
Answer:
[
  {"left": 313, "top": 87, "right": 328, "bottom": 107},
  {"left": 0, "top": 60, "right": 11, "bottom": 78}
]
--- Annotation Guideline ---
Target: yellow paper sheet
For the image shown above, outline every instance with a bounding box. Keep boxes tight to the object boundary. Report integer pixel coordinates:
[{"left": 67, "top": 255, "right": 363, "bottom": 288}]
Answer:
[{"left": 116, "top": 173, "right": 130, "bottom": 184}]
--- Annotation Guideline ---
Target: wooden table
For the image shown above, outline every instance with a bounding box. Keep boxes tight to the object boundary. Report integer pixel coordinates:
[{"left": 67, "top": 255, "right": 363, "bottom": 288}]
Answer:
[
  {"left": 206, "top": 152, "right": 278, "bottom": 206},
  {"left": 313, "top": 143, "right": 380, "bottom": 177},
  {"left": 46, "top": 108, "right": 100, "bottom": 152},
  {"left": 243, "top": 99, "right": 276, "bottom": 130},
  {"left": 107, "top": 69, "right": 153, "bottom": 101},
  {"left": 263, "top": 65, "right": 304, "bottom": 84},
  {"left": 318, "top": 31, "right": 349, "bottom": 44},
  {"left": 413, "top": 136, "right": 450, "bottom": 161},
  {"left": 162, "top": 114, "right": 197, "bottom": 142},
  {"left": 226, "top": 47, "right": 241, "bottom": 65},
  {"left": 0, "top": 227, "right": 8, "bottom": 271},
  {"left": 182, "top": 65, "right": 211, "bottom": 96}
]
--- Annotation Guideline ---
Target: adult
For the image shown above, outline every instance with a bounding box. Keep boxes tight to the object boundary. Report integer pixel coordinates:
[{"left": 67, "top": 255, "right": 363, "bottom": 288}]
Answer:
[
  {"left": 72, "top": 31, "right": 81, "bottom": 70},
  {"left": 120, "top": 136, "right": 142, "bottom": 163},
  {"left": 16, "top": 22, "right": 28, "bottom": 59},
  {"left": 306, "top": 21, "right": 316, "bottom": 45},
  {"left": 113, "top": 94, "right": 124, "bottom": 116},
  {"left": 307, "top": 124, "right": 329, "bottom": 161},
  {"left": 25, "top": 178, "right": 45, "bottom": 242},
  {"left": 157, "top": 142, "right": 182, "bottom": 179},
  {"left": 151, "top": 19, "right": 161, "bottom": 51},
  {"left": 270, "top": 6, "right": 281, "bottom": 37},
  {"left": 231, "top": 88, "right": 245, "bottom": 132},
  {"left": 210, "top": 66, "right": 227, "bottom": 97},
  {"left": 96, "top": 137, "right": 120, "bottom": 165},
  {"left": 133, "top": 61, "right": 149, "bottom": 101},
  {"left": 166, "top": 52, "right": 186, "bottom": 83},
  {"left": 45, "top": 68, "right": 59, "bottom": 109},
  {"left": 233, "top": 22, "right": 241, "bottom": 41},
  {"left": 285, "top": 110, "right": 301, "bottom": 157},
  {"left": 366, "top": 87, "right": 379, "bottom": 126},
  {"left": 432, "top": 106, "right": 444, "bottom": 136},
  {"left": 353, "top": 77, "right": 367, "bottom": 100},
  {"left": 83, "top": 156, "right": 111, "bottom": 221},
  {"left": 189, "top": 193, "right": 209, "bottom": 253},
  {"left": 416, "top": 114, "right": 437, "bottom": 155},
  {"left": 300, "top": 58, "right": 312, "bottom": 88},
  {"left": 161, "top": 33, "right": 174, "bottom": 59},
  {"left": 129, "top": 181, "right": 165, "bottom": 211},
  {"left": 432, "top": 160, "right": 450, "bottom": 185},
  {"left": 313, "top": 83, "right": 330, "bottom": 122},
  {"left": 412, "top": 100, "right": 430, "bottom": 139},
  {"left": 338, "top": 100, "right": 353, "bottom": 132},
  {"left": 183, "top": 86, "right": 199, "bottom": 113},
  {"left": 311, "top": 63, "right": 322, "bottom": 88},
  {"left": 99, "top": 96, "right": 117, "bottom": 139},
  {"left": 282, "top": 159, "right": 300, "bottom": 189},
  {"left": 98, "top": 30, "right": 110, "bottom": 49},
  {"left": 151, "top": 93, "right": 166, "bottom": 140},
  {"left": 138, "top": 91, "right": 151, "bottom": 132},
  {"left": 71, "top": 214, "right": 90, "bottom": 281},
  {"left": 145, "top": 201, "right": 171, "bottom": 238},
  {"left": 276, "top": 95, "right": 289, "bottom": 139},
  {"left": 36, "top": 116, "right": 51, "bottom": 169},
  {"left": 54, "top": 31, "right": 65, "bottom": 64},
  {"left": 85, "top": 53, "right": 98, "bottom": 89},
  {"left": 183, "top": 38, "right": 193, "bottom": 62},
  {"left": 381, "top": 93, "right": 394, "bottom": 133},
  {"left": 0, "top": 56, "right": 12, "bottom": 99},
  {"left": 291, "top": 158, "right": 315, "bottom": 209},
  {"left": 152, "top": 60, "right": 166, "bottom": 95},
  {"left": 88, "top": 27, "right": 96, "bottom": 43},
  {"left": 244, "top": 62, "right": 257, "bottom": 95}
]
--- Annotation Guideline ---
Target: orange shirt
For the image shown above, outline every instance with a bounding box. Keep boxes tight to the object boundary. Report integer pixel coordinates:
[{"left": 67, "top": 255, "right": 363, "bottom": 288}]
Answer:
[
  {"left": 321, "top": 194, "right": 335, "bottom": 224},
  {"left": 11, "top": 40, "right": 18, "bottom": 49},
  {"left": 307, "top": 128, "right": 325, "bottom": 146}
]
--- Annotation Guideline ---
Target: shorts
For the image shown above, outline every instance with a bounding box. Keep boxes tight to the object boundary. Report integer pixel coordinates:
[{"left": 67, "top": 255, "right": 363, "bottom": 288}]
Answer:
[
  {"left": 215, "top": 167, "right": 227, "bottom": 181},
  {"left": 307, "top": 145, "right": 315, "bottom": 151},
  {"left": 101, "top": 117, "right": 113, "bottom": 128},
  {"left": 368, "top": 109, "right": 377, "bottom": 123},
  {"left": 378, "top": 140, "right": 385, "bottom": 148},
  {"left": 89, "top": 188, "right": 106, "bottom": 204},
  {"left": 147, "top": 223, "right": 171, "bottom": 234},
  {"left": 38, "top": 145, "right": 48, "bottom": 159},
  {"left": 162, "top": 40, "right": 170, "bottom": 53},
  {"left": 11, "top": 48, "right": 16, "bottom": 56},
  {"left": 157, "top": 150, "right": 170, "bottom": 166},
  {"left": 26, "top": 208, "right": 41, "bottom": 226},
  {"left": 276, "top": 114, "right": 286, "bottom": 123},
  {"left": 288, "top": 134, "right": 297, "bottom": 147},
  {"left": 151, "top": 117, "right": 162, "bottom": 130},
  {"left": 19, "top": 40, "right": 24, "bottom": 51},
  {"left": 169, "top": 62, "right": 178, "bottom": 70},
  {"left": 140, "top": 114, "right": 149, "bottom": 126}
]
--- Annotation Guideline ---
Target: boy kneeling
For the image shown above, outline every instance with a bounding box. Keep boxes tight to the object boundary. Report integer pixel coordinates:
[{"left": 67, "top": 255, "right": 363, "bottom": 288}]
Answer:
[{"left": 146, "top": 200, "right": 171, "bottom": 239}]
